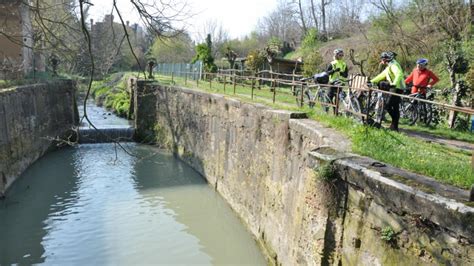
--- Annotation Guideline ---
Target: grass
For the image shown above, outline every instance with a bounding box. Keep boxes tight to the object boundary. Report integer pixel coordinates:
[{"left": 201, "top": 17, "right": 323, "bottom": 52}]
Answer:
[
  {"left": 154, "top": 74, "right": 474, "bottom": 189},
  {"left": 84, "top": 72, "right": 135, "bottom": 118}
]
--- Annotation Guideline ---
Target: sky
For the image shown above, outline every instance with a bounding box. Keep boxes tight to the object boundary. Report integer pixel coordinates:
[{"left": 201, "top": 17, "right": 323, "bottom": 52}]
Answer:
[{"left": 88, "top": 0, "right": 278, "bottom": 40}]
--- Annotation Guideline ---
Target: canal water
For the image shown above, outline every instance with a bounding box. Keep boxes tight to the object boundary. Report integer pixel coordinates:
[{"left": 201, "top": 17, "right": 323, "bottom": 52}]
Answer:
[{"left": 0, "top": 101, "right": 265, "bottom": 265}]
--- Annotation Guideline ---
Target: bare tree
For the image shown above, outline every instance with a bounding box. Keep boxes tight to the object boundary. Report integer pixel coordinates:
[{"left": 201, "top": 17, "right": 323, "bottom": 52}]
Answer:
[
  {"left": 295, "top": 0, "right": 308, "bottom": 34},
  {"left": 309, "top": 0, "right": 319, "bottom": 30},
  {"left": 320, "top": 0, "right": 332, "bottom": 40},
  {"left": 196, "top": 19, "right": 229, "bottom": 59},
  {"left": 257, "top": 0, "right": 303, "bottom": 48}
]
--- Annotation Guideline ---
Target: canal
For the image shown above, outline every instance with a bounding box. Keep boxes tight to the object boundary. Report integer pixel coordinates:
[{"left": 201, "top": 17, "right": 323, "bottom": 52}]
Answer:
[{"left": 0, "top": 101, "right": 265, "bottom": 265}]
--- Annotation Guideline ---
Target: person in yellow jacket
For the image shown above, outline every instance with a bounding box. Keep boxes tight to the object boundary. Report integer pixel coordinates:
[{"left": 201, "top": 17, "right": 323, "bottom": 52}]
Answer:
[
  {"left": 370, "top": 51, "right": 406, "bottom": 131},
  {"left": 325, "top": 49, "right": 348, "bottom": 111}
]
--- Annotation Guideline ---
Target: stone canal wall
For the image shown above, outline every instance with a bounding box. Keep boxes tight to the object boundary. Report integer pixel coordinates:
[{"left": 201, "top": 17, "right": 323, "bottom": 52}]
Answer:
[
  {"left": 135, "top": 81, "right": 474, "bottom": 265},
  {"left": 0, "top": 80, "right": 78, "bottom": 195}
]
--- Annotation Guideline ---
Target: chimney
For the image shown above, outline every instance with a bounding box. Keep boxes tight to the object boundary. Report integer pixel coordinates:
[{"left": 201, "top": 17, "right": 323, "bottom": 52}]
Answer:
[
  {"left": 126, "top": 21, "right": 129, "bottom": 27},
  {"left": 90, "top": 19, "right": 93, "bottom": 31}
]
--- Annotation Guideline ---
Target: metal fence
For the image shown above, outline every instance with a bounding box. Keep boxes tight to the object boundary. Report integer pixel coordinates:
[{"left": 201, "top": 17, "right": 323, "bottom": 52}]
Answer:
[{"left": 154, "top": 62, "right": 202, "bottom": 80}]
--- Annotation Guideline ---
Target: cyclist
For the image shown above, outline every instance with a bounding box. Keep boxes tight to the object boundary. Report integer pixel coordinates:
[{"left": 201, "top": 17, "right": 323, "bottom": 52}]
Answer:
[
  {"left": 325, "top": 49, "right": 348, "bottom": 111},
  {"left": 405, "top": 58, "right": 439, "bottom": 96},
  {"left": 369, "top": 51, "right": 405, "bottom": 131}
]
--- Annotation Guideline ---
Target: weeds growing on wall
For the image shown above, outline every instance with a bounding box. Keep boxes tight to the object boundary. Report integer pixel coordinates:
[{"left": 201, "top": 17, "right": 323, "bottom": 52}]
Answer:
[
  {"left": 316, "top": 161, "right": 338, "bottom": 182},
  {"left": 380, "top": 226, "right": 397, "bottom": 246}
]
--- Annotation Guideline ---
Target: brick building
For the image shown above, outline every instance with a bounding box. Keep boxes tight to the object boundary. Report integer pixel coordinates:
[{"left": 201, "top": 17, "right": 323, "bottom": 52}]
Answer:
[{"left": 0, "top": 0, "right": 33, "bottom": 79}]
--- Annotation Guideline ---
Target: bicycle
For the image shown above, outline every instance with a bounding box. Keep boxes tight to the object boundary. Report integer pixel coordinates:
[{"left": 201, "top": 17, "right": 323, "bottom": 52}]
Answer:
[
  {"left": 400, "top": 87, "right": 434, "bottom": 126},
  {"left": 296, "top": 72, "right": 363, "bottom": 119},
  {"left": 295, "top": 72, "right": 332, "bottom": 110},
  {"left": 338, "top": 76, "right": 363, "bottom": 122},
  {"left": 362, "top": 82, "right": 389, "bottom": 127}
]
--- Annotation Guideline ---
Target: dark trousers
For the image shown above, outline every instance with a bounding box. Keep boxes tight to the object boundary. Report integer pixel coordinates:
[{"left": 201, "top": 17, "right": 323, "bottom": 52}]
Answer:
[{"left": 386, "top": 93, "right": 401, "bottom": 130}]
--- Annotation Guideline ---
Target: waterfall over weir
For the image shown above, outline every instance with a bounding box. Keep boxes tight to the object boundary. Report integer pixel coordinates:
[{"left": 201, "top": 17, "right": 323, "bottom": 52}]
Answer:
[
  {"left": 77, "top": 128, "right": 135, "bottom": 144},
  {"left": 77, "top": 100, "right": 135, "bottom": 143}
]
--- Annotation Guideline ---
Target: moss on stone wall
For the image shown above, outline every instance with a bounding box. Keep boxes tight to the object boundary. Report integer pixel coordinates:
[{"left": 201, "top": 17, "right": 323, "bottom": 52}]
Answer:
[{"left": 153, "top": 123, "right": 172, "bottom": 149}]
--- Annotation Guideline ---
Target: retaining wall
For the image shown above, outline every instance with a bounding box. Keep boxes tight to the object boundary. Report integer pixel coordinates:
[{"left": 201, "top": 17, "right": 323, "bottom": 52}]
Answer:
[
  {"left": 135, "top": 81, "right": 473, "bottom": 265},
  {"left": 0, "top": 80, "right": 78, "bottom": 195}
]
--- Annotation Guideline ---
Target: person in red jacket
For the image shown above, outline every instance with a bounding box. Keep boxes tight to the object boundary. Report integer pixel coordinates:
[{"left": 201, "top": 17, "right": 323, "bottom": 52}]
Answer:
[{"left": 405, "top": 58, "right": 439, "bottom": 95}]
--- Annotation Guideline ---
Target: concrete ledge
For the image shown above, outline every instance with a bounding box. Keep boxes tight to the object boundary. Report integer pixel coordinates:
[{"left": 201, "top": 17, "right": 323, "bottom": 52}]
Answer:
[{"left": 309, "top": 148, "right": 474, "bottom": 242}]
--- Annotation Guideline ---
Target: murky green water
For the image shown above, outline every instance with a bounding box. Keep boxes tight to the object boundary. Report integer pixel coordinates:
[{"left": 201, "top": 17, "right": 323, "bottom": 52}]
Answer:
[{"left": 0, "top": 143, "right": 265, "bottom": 265}]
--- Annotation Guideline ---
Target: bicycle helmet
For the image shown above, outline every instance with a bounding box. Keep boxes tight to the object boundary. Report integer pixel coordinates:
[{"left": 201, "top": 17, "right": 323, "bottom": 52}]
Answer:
[
  {"left": 333, "top": 48, "right": 344, "bottom": 56},
  {"left": 380, "top": 51, "right": 396, "bottom": 61},
  {"left": 416, "top": 58, "right": 428, "bottom": 66}
]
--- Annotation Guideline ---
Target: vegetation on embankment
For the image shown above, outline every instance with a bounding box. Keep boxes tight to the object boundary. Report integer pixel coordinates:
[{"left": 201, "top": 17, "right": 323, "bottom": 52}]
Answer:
[
  {"left": 156, "top": 74, "right": 473, "bottom": 189},
  {"left": 83, "top": 72, "right": 134, "bottom": 118}
]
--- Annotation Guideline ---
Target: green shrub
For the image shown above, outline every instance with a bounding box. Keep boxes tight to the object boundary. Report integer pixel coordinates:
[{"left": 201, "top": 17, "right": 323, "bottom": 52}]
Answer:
[
  {"left": 316, "top": 161, "right": 338, "bottom": 182},
  {"left": 381, "top": 226, "right": 395, "bottom": 242}
]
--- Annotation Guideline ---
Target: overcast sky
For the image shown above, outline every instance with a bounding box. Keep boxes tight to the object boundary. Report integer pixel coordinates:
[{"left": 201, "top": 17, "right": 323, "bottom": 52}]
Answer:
[{"left": 88, "top": 0, "right": 278, "bottom": 40}]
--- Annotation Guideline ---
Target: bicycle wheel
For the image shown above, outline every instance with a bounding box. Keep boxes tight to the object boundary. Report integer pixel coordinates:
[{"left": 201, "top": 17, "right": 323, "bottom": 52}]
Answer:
[
  {"left": 400, "top": 98, "right": 411, "bottom": 119},
  {"left": 422, "top": 103, "right": 433, "bottom": 126},
  {"left": 407, "top": 103, "right": 418, "bottom": 126},
  {"left": 350, "top": 96, "right": 363, "bottom": 122},
  {"left": 295, "top": 89, "right": 312, "bottom": 108},
  {"left": 373, "top": 94, "right": 385, "bottom": 124},
  {"left": 339, "top": 93, "right": 351, "bottom": 117}
]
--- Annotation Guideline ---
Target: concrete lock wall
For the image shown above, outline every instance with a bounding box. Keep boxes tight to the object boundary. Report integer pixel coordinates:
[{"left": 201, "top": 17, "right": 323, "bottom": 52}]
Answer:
[
  {"left": 134, "top": 81, "right": 474, "bottom": 265},
  {"left": 0, "top": 80, "right": 78, "bottom": 196}
]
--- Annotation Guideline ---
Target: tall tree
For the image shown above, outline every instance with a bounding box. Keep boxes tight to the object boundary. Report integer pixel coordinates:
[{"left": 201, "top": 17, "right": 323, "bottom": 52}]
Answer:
[{"left": 296, "top": 0, "right": 308, "bottom": 34}]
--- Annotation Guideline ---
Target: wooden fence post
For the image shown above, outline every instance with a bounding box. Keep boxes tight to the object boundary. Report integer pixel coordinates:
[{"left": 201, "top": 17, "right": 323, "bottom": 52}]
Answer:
[
  {"left": 365, "top": 87, "right": 372, "bottom": 125},
  {"left": 257, "top": 72, "right": 261, "bottom": 90},
  {"left": 171, "top": 71, "right": 174, "bottom": 83},
  {"left": 334, "top": 86, "right": 340, "bottom": 115},
  {"left": 233, "top": 72, "right": 237, "bottom": 95},
  {"left": 224, "top": 75, "right": 226, "bottom": 93},
  {"left": 300, "top": 84, "right": 304, "bottom": 107},
  {"left": 209, "top": 73, "right": 212, "bottom": 89},
  {"left": 184, "top": 72, "right": 187, "bottom": 85},
  {"left": 251, "top": 77, "right": 255, "bottom": 100},
  {"left": 292, "top": 70, "right": 295, "bottom": 95},
  {"left": 272, "top": 78, "right": 276, "bottom": 103}
]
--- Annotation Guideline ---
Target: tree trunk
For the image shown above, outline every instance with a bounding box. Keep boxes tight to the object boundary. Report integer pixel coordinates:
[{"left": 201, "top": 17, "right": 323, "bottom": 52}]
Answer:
[
  {"left": 310, "top": 0, "right": 319, "bottom": 30},
  {"left": 321, "top": 0, "right": 327, "bottom": 40},
  {"left": 297, "top": 0, "right": 307, "bottom": 35},
  {"left": 448, "top": 82, "right": 467, "bottom": 128}
]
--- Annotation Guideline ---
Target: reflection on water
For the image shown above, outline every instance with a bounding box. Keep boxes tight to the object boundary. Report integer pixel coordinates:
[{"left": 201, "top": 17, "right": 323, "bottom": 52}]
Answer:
[
  {"left": 0, "top": 144, "right": 265, "bottom": 265},
  {"left": 78, "top": 100, "right": 132, "bottom": 129}
]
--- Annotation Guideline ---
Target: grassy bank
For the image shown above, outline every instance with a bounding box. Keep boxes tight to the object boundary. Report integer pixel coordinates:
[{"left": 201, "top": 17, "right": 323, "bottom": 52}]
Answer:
[
  {"left": 86, "top": 72, "right": 133, "bottom": 118},
  {"left": 155, "top": 74, "right": 473, "bottom": 189}
]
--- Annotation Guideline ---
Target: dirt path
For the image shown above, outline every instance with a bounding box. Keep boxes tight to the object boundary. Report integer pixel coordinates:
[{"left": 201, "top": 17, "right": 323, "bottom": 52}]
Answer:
[{"left": 400, "top": 129, "right": 474, "bottom": 152}]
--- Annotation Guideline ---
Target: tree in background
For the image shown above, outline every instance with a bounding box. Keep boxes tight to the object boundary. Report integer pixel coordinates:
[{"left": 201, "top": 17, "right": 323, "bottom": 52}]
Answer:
[
  {"left": 223, "top": 32, "right": 265, "bottom": 59},
  {"left": 196, "top": 19, "right": 230, "bottom": 60},
  {"left": 299, "top": 28, "right": 323, "bottom": 76},
  {"left": 257, "top": 0, "right": 303, "bottom": 48},
  {"left": 192, "top": 34, "right": 217, "bottom": 74},
  {"left": 150, "top": 32, "right": 195, "bottom": 63},
  {"left": 246, "top": 50, "right": 266, "bottom": 73}
]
